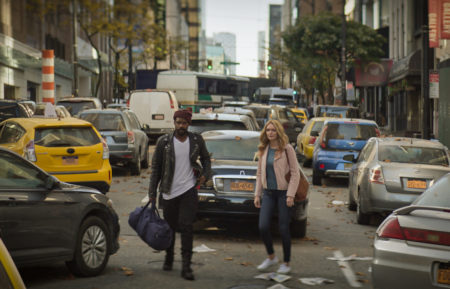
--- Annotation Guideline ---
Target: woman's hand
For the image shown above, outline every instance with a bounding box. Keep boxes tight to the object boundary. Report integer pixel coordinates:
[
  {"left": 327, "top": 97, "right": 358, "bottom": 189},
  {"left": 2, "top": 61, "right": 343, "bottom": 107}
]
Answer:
[
  {"left": 286, "top": 196, "right": 294, "bottom": 207},
  {"left": 254, "top": 196, "right": 261, "bottom": 208}
]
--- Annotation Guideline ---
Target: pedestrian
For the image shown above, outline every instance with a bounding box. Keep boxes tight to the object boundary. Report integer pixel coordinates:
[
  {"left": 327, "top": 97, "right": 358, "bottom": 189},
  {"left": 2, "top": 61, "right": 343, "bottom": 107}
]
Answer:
[
  {"left": 254, "top": 119, "right": 300, "bottom": 274},
  {"left": 148, "top": 109, "right": 211, "bottom": 281}
]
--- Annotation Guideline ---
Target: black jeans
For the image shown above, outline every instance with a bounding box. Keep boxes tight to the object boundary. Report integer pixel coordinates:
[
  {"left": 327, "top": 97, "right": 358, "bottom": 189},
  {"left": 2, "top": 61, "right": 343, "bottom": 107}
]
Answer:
[
  {"left": 258, "top": 189, "right": 292, "bottom": 263},
  {"left": 161, "top": 187, "right": 198, "bottom": 263}
]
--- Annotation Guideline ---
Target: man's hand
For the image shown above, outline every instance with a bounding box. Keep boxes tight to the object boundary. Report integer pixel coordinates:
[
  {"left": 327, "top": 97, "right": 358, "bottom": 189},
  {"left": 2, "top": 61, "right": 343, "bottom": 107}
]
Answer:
[{"left": 197, "top": 175, "right": 206, "bottom": 186}]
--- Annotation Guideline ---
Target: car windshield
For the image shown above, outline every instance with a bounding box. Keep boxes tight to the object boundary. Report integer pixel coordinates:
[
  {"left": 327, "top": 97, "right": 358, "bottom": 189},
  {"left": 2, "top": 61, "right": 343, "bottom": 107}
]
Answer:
[
  {"left": 413, "top": 174, "right": 450, "bottom": 207},
  {"left": 205, "top": 137, "right": 259, "bottom": 161},
  {"left": 34, "top": 127, "right": 100, "bottom": 147},
  {"left": 57, "top": 101, "right": 96, "bottom": 115},
  {"left": 378, "top": 145, "right": 449, "bottom": 166},
  {"left": 325, "top": 123, "right": 377, "bottom": 140},
  {"left": 0, "top": 105, "right": 18, "bottom": 121},
  {"left": 80, "top": 113, "right": 126, "bottom": 132},
  {"left": 189, "top": 120, "right": 247, "bottom": 133}
]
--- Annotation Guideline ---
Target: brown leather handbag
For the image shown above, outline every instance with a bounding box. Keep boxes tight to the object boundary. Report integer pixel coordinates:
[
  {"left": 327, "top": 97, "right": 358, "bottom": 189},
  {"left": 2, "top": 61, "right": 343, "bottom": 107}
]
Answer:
[{"left": 285, "top": 150, "right": 310, "bottom": 202}]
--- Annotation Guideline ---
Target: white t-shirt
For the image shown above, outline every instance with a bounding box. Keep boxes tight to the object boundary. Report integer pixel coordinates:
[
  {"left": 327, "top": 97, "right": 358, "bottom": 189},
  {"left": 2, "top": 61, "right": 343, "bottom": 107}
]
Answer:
[{"left": 163, "top": 136, "right": 196, "bottom": 200}]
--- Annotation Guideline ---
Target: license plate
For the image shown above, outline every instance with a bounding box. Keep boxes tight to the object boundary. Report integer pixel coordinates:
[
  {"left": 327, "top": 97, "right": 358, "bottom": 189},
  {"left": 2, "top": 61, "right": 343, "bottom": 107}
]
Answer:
[
  {"left": 437, "top": 265, "right": 450, "bottom": 285},
  {"left": 152, "top": 114, "right": 164, "bottom": 120},
  {"left": 230, "top": 182, "right": 254, "bottom": 191},
  {"left": 407, "top": 180, "right": 427, "bottom": 189},
  {"left": 62, "top": 156, "right": 78, "bottom": 165}
]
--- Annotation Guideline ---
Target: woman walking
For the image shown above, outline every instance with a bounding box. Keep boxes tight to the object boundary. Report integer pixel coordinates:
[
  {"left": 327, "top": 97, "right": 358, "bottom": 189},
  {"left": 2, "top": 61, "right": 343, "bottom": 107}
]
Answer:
[{"left": 254, "top": 119, "right": 300, "bottom": 274}]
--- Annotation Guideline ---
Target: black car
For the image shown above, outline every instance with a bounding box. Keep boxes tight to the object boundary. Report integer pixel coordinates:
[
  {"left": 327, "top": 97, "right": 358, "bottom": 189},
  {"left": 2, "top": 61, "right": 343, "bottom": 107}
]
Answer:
[
  {"left": 0, "top": 147, "right": 120, "bottom": 277},
  {"left": 197, "top": 130, "right": 308, "bottom": 238},
  {"left": 0, "top": 100, "right": 33, "bottom": 122}
]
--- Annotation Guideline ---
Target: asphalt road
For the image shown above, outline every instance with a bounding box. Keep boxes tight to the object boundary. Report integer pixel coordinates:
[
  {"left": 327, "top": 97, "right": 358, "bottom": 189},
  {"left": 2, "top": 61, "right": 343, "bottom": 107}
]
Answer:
[{"left": 20, "top": 146, "right": 383, "bottom": 289}]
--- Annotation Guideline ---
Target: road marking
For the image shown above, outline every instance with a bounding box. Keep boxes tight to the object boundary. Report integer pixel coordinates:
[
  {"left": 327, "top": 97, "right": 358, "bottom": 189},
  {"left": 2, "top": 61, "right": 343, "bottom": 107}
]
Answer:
[{"left": 333, "top": 250, "right": 362, "bottom": 287}]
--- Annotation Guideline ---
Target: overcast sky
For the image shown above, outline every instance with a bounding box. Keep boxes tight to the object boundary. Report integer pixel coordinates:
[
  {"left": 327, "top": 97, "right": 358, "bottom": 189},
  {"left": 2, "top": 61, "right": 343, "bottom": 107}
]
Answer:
[{"left": 204, "top": 0, "right": 283, "bottom": 77}]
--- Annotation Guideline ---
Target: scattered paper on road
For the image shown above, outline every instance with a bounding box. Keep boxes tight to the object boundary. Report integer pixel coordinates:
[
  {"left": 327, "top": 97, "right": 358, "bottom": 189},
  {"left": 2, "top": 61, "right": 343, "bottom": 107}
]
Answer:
[
  {"left": 327, "top": 254, "right": 373, "bottom": 261},
  {"left": 253, "top": 272, "right": 291, "bottom": 283},
  {"left": 267, "top": 284, "right": 290, "bottom": 289},
  {"left": 299, "top": 277, "right": 335, "bottom": 285},
  {"left": 254, "top": 272, "right": 273, "bottom": 280},
  {"left": 331, "top": 200, "right": 345, "bottom": 205},
  {"left": 193, "top": 244, "right": 216, "bottom": 253}
]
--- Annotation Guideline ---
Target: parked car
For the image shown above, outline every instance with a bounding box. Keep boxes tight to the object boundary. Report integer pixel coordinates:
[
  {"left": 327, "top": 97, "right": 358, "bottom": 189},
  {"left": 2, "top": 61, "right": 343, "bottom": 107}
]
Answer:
[
  {"left": 312, "top": 118, "right": 379, "bottom": 185},
  {"left": 314, "top": 105, "right": 360, "bottom": 118},
  {"left": 244, "top": 104, "right": 303, "bottom": 144},
  {"left": 372, "top": 173, "right": 450, "bottom": 289},
  {"left": 0, "top": 238, "right": 26, "bottom": 289},
  {"left": 213, "top": 106, "right": 260, "bottom": 130},
  {"left": 128, "top": 89, "right": 179, "bottom": 140},
  {"left": 189, "top": 112, "right": 259, "bottom": 133},
  {"left": 0, "top": 117, "right": 112, "bottom": 193},
  {"left": 106, "top": 103, "right": 128, "bottom": 110},
  {"left": 33, "top": 102, "right": 72, "bottom": 118},
  {"left": 56, "top": 97, "right": 103, "bottom": 116},
  {"left": 198, "top": 130, "right": 309, "bottom": 238},
  {"left": 296, "top": 117, "right": 328, "bottom": 166},
  {"left": 0, "top": 147, "right": 120, "bottom": 277},
  {"left": 79, "top": 109, "right": 149, "bottom": 175},
  {"left": 0, "top": 100, "right": 33, "bottom": 122},
  {"left": 222, "top": 100, "right": 249, "bottom": 107},
  {"left": 291, "top": 107, "right": 309, "bottom": 124},
  {"left": 346, "top": 137, "right": 450, "bottom": 224}
]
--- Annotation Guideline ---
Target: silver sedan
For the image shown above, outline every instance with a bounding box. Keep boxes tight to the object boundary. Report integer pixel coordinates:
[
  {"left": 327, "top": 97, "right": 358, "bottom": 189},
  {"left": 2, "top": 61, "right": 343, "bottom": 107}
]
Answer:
[
  {"left": 346, "top": 137, "right": 450, "bottom": 224},
  {"left": 372, "top": 173, "right": 450, "bottom": 289}
]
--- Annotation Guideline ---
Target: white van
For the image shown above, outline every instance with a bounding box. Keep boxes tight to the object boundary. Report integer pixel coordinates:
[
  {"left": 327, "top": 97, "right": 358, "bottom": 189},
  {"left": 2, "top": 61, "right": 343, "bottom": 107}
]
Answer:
[
  {"left": 128, "top": 89, "right": 179, "bottom": 140},
  {"left": 253, "top": 87, "right": 295, "bottom": 105}
]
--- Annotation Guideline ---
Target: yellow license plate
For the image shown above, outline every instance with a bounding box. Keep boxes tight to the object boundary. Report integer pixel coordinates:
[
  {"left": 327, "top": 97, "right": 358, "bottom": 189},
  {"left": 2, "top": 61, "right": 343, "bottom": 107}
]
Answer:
[
  {"left": 437, "top": 267, "right": 450, "bottom": 285},
  {"left": 62, "top": 156, "right": 78, "bottom": 165},
  {"left": 407, "top": 180, "right": 427, "bottom": 189},
  {"left": 230, "top": 182, "right": 254, "bottom": 191}
]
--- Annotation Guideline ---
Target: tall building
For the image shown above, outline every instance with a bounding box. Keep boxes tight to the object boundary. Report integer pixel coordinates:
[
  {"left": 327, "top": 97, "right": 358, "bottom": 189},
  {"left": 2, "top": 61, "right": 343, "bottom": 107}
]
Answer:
[
  {"left": 181, "top": 0, "right": 201, "bottom": 71},
  {"left": 213, "top": 32, "right": 236, "bottom": 75},
  {"left": 268, "top": 4, "right": 282, "bottom": 80},
  {"left": 257, "top": 31, "right": 267, "bottom": 78}
]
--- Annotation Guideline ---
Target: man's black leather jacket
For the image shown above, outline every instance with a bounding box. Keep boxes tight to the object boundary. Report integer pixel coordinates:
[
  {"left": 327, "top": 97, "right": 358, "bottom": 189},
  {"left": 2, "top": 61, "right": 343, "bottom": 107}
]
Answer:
[{"left": 148, "top": 131, "right": 211, "bottom": 199}]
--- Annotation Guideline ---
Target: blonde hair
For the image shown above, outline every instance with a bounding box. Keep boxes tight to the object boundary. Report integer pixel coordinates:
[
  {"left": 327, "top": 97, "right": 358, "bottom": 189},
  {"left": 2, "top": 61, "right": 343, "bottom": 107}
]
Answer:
[{"left": 258, "top": 119, "right": 289, "bottom": 155}]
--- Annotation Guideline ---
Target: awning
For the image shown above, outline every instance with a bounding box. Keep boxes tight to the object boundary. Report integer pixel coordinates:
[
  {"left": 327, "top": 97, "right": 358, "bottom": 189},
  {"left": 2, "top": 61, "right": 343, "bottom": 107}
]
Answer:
[{"left": 388, "top": 50, "right": 421, "bottom": 83}]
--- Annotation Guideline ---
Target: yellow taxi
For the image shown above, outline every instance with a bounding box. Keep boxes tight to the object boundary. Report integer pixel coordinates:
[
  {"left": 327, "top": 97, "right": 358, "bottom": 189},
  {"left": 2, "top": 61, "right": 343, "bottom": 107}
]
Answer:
[
  {"left": 0, "top": 117, "right": 112, "bottom": 193},
  {"left": 296, "top": 117, "right": 328, "bottom": 166},
  {"left": 0, "top": 238, "right": 26, "bottom": 289},
  {"left": 290, "top": 107, "right": 308, "bottom": 124}
]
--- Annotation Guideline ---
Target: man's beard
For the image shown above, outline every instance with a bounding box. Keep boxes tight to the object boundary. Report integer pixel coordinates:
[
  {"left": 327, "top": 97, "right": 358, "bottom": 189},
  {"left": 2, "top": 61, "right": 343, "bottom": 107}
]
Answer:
[{"left": 176, "top": 128, "right": 187, "bottom": 136}]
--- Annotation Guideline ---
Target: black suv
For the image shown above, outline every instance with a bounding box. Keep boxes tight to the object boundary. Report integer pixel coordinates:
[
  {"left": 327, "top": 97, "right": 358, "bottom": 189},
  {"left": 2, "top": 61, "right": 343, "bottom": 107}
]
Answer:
[{"left": 0, "top": 100, "right": 33, "bottom": 122}]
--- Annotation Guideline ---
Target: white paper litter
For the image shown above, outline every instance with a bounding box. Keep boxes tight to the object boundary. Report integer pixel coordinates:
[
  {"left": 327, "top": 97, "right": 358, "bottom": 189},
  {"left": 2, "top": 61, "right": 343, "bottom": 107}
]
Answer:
[
  {"left": 267, "top": 284, "right": 290, "bottom": 289},
  {"left": 327, "top": 254, "right": 373, "bottom": 261},
  {"left": 254, "top": 272, "right": 291, "bottom": 283},
  {"left": 331, "top": 200, "right": 345, "bottom": 205},
  {"left": 299, "top": 277, "right": 335, "bottom": 285},
  {"left": 193, "top": 244, "right": 216, "bottom": 253}
]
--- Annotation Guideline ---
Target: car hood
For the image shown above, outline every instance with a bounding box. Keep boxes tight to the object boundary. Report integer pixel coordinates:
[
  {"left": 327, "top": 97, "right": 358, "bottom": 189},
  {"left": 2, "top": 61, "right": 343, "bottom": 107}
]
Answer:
[{"left": 211, "top": 159, "right": 257, "bottom": 175}]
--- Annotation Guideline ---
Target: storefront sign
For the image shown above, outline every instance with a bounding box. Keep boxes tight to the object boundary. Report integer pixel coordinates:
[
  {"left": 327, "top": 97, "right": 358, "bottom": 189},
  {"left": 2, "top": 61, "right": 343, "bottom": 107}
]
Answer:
[
  {"left": 355, "top": 59, "right": 393, "bottom": 87},
  {"left": 442, "top": 0, "right": 450, "bottom": 39},
  {"left": 429, "top": 0, "right": 440, "bottom": 48},
  {"left": 430, "top": 71, "right": 439, "bottom": 99}
]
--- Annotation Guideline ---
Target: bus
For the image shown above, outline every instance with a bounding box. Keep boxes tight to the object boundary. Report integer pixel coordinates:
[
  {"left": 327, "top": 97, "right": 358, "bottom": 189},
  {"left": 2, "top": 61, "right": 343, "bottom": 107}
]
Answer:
[{"left": 156, "top": 70, "right": 250, "bottom": 112}]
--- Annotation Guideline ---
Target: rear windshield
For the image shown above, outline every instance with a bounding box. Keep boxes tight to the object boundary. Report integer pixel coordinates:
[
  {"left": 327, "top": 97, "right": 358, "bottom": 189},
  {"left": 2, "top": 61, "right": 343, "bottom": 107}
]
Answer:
[
  {"left": 80, "top": 113, "right": 126, "bottom": 132},
  {"left": 311, "top": 121, "right": 324, "bottom": 134},
  {"left": 378, "top": 145, "right": 449, "bottom": 166},
  {"left": 318, "top": 107, "right": 359, "bottom": 118},
  {"left": 0, "top": 104, "right": 25, "bottom": 121},
  {"left": 325, "top": 123, "right": 377, "bottom": 140},
  {"left": 189, "top": 120, "right": 247, "bottom": 133},
  {"left": 34, "top": 127, "right": 100, "bottom": 147},
  {"left": 57, "top": 101, "right": 96, "bottom": 115}
]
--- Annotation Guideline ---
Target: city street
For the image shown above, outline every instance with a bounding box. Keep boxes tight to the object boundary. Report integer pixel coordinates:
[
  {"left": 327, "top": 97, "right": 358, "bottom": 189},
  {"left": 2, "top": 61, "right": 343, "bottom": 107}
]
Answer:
[{"left": 20, "top": 146, "right": 381, "bottom": 289}]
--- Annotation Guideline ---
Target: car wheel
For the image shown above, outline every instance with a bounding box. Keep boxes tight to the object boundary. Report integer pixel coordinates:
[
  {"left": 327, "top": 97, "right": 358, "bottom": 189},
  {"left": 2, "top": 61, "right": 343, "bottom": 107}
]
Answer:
[
  {"left": 131, "top": 153, "right": 141, "bottom": 175},
  {"left": 356, "top": 196, "right": 371, "bottom": 225},
  {"left": 348, "top": 188, "right": 356, "bottom": 211},
  {"left": 303, "top": 158, "right": 312, "bottom": 167},
  {"left": 312, "top": 169, "right": 322, "bottom": 186},
  {"left": 141, "top": 145, "right": 149, "bottom": 169},
  {"left": 291, "top": 218, "right": 307, "bottom": 238},
  {"left": 66, "top": 216, "right": 110, "bottom": 277}
]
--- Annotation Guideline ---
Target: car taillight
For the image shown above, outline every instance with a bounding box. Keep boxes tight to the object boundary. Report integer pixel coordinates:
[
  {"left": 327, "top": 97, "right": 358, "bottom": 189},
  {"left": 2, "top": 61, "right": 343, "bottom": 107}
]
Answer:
[
  {"left": 169, "top": 97, "right": 174, "bottom": 109},
  {"left": 309, "top": 136, "right": 317, "bottom": 145},
  {"left": 101, "top": 138, "right": 109, "bottom": 159},
  {"left": 24, "top": 140, "right": 37, "bottom": 162},
  {"left": 369, "top": 166, "right": 385, "bottom": 184},
  {"left": 377, "top": 217, "right": 405, "bottom": 240},
  {"left": 127, "top": 131, "right": 135, "bottom": 144},
  {"left": 375, "top": 128, "right": 381, "bottom": 137},
  {"left": 378, "top": 216, "right": 450, "bottom": 246}
]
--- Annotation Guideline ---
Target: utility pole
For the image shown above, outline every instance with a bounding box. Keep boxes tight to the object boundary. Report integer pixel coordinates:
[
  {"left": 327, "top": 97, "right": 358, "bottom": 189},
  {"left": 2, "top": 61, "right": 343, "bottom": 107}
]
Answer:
[
  {"left": 341, "top": 0, "right": 347, "bottom": 105},
  {"left": 72, "top": 0, "right": 79, "bottom": 97},
  {"left": 422, "top": 6, "right": 430, "bottom": 139}
]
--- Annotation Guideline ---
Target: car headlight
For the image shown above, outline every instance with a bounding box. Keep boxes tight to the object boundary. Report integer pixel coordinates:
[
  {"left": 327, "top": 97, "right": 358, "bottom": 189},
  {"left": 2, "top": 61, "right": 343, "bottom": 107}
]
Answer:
[{"left": 214, "top": 178, "right": 224, "bottom": 191}]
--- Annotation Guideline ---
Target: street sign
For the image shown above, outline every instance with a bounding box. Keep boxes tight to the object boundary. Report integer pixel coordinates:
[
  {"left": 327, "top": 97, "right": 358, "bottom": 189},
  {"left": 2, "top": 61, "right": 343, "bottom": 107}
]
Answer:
[{"left": 430, "top": 71, "right": 439, "bottom": 99}]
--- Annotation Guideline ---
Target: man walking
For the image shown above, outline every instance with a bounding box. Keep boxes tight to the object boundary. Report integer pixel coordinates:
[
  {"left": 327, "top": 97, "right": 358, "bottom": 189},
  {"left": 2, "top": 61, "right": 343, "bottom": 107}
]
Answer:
[{"left": 148, "top": 109, "right": 211, "bottom": 280}]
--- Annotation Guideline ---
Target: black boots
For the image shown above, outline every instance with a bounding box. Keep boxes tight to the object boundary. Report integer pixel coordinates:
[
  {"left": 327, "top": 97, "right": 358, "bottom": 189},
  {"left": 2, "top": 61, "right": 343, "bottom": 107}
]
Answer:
[
  {"left": 181, "top": 264, "right": 194, "bottom": 280},
  {"left": 162, "top": 253, "right": 173, "bottom": 271}
]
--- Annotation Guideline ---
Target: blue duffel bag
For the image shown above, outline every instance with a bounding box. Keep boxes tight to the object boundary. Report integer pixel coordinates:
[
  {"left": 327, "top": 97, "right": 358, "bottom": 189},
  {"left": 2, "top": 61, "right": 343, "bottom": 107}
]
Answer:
[{"left": 128, "top": 200, "right": 173, "bottom": 250}]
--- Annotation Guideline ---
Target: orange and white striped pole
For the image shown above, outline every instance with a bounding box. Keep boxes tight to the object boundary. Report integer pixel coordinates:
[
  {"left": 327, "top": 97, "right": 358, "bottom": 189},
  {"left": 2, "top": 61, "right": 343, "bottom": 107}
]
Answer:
[{"left": 42, "top": 49, "right": 55, "bottom": 104}]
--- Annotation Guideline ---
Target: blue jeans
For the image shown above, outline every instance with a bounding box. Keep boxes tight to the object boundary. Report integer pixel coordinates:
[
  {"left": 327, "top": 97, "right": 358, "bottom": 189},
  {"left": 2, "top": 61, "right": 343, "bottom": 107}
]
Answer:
[{"left": 258, "top": 189, "right": 292, "bottom": 263}]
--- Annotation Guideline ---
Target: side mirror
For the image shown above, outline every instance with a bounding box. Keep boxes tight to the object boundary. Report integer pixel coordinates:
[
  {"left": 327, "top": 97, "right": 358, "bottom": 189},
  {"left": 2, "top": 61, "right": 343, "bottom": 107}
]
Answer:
[
  {"left": 45, "top": 176, "right": 59, "bottom": 190},
  {"left": 311, "top": 131, "right": 319, "bottom": 137},
  {"left": 142, "top": 124, "right": 150, "bottom": 132},
  {"left": 343, "top": 154, "right": 355, "bottom": 163}
]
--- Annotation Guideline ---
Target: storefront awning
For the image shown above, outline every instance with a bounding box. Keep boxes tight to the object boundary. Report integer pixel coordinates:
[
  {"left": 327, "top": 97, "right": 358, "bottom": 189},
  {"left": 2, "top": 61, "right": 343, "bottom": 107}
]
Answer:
[{"left": 388, "top": 50, "right": 421, "bottom": 83}]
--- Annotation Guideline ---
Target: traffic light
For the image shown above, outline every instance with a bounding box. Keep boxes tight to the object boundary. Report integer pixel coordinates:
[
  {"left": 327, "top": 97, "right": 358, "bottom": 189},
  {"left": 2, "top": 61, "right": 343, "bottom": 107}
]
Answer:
[
  {"left": 207, "top": 59, "right": 212, "bottom": 70},
  {"left": 267, "top": 60, "right": 272, "bottom": 71}
]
